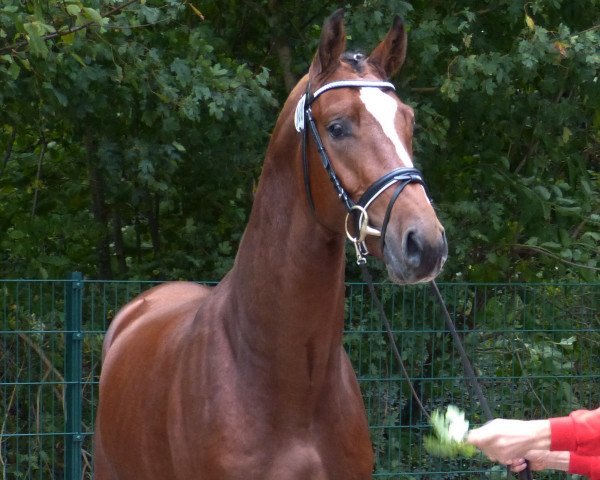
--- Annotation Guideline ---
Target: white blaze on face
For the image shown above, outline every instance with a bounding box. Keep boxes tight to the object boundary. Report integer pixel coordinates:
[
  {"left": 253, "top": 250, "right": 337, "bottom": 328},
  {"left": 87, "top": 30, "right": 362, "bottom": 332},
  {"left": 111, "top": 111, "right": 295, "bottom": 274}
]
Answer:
[{"left": 359, "top": 88, "right": 413, "bottom": 167}]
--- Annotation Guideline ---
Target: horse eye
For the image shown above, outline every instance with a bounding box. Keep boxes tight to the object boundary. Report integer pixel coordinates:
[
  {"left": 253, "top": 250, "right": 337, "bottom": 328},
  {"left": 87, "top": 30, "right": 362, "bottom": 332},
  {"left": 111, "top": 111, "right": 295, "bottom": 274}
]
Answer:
[{"left": 327, "top": 122, "right": 346, "bottom": 139}]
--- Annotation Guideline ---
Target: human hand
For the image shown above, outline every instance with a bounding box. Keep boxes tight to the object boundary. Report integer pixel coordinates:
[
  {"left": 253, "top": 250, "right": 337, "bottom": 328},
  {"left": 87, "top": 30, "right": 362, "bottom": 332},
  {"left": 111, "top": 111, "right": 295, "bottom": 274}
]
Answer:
[
  {"left": 509, "top": 451, "right": 570, "bottom": 473},
  {"left": 466, "top": 419, "right": 551, "bottom": 465},
  {"left": 509, "top": 451, "right": 551, "bottom": 472}
]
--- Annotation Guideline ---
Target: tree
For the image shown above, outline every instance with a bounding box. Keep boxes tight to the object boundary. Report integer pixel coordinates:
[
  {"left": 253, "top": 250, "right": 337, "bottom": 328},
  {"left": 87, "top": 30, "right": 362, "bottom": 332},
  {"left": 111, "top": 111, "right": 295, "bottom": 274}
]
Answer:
[
  {"left": 1, "top": 0, "right": 598, "bottom": 281},
  {"left": 1, "top": 0, "right": 277, "bottom": 279},
  {"left": 401, "top": 0, "right": 600, "bottom": 282}
]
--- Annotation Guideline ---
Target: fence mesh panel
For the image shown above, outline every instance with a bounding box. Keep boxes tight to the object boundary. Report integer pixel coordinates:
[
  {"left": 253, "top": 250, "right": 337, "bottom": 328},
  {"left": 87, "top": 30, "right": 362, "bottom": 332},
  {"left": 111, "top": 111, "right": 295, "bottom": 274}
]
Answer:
[{"left": 1, "top": 278, "right": 599, "bottom": 479}]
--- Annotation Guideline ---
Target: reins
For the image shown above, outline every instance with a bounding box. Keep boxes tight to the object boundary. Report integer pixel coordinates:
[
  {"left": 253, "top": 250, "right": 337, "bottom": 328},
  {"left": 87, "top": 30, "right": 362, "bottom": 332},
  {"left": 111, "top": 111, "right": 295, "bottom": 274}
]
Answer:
[
  {"left": 361, "top": 265, "right": 532, "bottom": 480},
  {"left": 359, "top": 264, "right": 431, "bottom": 422},
  {"left": 359, "top": 264, "right": 494, "bottom": 424},
  {"left": 428, "top": 280, "right": 494, "bottom": 422},
  {"left": 297, "top": 78, "right": 532, "bottom": 479}
]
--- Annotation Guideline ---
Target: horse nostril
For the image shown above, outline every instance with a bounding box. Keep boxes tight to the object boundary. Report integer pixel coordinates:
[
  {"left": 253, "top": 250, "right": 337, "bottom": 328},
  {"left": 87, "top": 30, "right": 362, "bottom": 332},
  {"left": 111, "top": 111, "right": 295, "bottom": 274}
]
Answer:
[{"left": 404, "top": 230, "right": 423, "bottom": 267}]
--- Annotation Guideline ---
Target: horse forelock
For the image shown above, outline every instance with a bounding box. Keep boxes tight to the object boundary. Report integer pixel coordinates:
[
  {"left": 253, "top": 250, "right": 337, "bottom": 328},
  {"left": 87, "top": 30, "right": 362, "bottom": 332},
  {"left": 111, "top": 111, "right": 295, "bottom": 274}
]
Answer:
[{"left": 340, "top": 51, "right": 367, "bottom": 74}]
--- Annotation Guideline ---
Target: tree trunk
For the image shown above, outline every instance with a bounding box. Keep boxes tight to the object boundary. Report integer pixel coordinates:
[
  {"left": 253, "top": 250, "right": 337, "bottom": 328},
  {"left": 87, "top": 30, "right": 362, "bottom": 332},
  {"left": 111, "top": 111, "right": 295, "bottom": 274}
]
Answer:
[
  {"left": 0, "top": 126, "right": 16, "bottom": 179},
  {"left": 85, "top": 134, "right": 113, "bottom": 279},
  {"left": 268, "top": 0, "right": 297, "bottom": 92},
  {"left": 146, "top": 194, "right": 161, "bottom": 257},
  {"left": 112, "top": 208, "right": 128, "bottom": 275}
]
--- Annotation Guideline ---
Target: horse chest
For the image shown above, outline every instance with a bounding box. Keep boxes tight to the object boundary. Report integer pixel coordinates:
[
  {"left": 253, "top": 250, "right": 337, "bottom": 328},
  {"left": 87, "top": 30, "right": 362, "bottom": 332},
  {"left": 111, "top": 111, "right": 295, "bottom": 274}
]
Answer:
[{"left": 164, "top": 349, "right": 373, "bottom": 479}]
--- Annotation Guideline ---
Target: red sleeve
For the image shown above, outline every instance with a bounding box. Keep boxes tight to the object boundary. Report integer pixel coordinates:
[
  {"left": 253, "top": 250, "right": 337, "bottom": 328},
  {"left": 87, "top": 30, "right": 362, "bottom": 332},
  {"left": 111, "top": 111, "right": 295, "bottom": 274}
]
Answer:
[
  {"left": 550, "top": 407, "right": 600, "bottom": 456},
  {"left": 569, "top": 453, "right": 600, "bottom": 480}
]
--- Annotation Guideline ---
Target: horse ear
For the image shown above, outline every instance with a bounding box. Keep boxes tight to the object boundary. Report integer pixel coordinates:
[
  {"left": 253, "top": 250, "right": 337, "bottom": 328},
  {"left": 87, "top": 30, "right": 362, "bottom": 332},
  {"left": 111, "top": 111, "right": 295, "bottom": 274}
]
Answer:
[
  {"left": 309, "top": 9, "right": 346, "bottom": 80},
  {"left": 368, "top": 16, "right": 407, "bottom": 78}
]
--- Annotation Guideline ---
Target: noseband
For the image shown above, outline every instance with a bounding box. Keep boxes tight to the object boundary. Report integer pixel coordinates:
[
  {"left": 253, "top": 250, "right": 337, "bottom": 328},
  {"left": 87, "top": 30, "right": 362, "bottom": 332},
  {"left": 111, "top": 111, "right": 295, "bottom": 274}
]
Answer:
[{"left": 295, "top": 80, "right": 429, "bottom": 264}]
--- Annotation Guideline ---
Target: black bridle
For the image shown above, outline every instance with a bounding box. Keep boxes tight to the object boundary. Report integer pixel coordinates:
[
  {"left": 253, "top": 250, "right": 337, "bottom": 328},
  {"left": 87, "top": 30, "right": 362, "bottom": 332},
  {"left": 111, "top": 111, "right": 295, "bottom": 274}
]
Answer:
[{"left": 295, "top": 79, "right": 427, "bottom": 264}]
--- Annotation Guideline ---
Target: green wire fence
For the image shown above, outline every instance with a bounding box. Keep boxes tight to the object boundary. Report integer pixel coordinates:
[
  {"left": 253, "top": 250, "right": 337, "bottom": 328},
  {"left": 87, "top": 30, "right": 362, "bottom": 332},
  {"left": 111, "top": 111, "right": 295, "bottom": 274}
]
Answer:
[{"left": 1, "top": 275, "right": 599, "bottom": 479}]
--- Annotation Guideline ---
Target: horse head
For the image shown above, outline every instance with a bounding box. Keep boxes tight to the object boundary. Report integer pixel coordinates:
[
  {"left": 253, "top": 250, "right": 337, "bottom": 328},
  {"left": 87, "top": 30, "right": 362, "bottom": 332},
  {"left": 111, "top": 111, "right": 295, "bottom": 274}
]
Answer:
[{"left": 297, "top": 9, "right": 447, "bottom": 284}]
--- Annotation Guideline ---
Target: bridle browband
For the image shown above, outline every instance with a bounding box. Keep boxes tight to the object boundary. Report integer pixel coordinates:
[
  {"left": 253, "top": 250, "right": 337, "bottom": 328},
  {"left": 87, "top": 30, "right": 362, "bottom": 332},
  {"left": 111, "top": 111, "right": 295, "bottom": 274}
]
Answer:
[{"left": 295, "top": 79, "right": 428, "bottom": 264}]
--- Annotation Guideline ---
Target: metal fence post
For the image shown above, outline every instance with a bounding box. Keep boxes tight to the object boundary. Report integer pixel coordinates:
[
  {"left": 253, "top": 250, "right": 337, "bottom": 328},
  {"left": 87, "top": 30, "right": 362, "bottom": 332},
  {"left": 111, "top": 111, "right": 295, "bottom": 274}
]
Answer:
[{"left": 65, "top": 272, "right": 83, "bottom": 480}]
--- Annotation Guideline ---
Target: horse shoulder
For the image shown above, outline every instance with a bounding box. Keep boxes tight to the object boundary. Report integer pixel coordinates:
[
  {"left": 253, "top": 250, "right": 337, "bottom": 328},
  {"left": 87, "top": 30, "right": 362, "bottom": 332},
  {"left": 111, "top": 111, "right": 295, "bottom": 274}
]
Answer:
[
  {"left": 102, "top": 281, "right": 211, "bottom": 359},
  {"left": 97, "top": 281, "right": 216, "bottom": 477}
]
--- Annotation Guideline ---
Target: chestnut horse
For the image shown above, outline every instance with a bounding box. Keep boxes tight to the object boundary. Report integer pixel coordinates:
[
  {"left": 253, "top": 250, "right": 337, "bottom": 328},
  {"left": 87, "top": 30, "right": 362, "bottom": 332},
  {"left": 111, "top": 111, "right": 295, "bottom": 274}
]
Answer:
[{"left": 94, "top": 10, "right": 447, "bottom": 480}]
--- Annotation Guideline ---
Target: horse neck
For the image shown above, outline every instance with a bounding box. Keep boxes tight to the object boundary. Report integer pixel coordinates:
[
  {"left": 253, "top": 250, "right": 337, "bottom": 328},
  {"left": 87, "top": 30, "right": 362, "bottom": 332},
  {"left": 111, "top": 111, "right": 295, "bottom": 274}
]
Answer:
[{"left": 221, "top": 88, "right": 349, "bottom": 397}]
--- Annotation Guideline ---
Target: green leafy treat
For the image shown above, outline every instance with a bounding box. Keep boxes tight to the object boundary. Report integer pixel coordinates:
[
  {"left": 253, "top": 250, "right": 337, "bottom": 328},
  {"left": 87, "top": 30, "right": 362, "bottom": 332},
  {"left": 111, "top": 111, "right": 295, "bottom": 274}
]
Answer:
[{"left": 424, "top": 405, "right": 477, "bottom": 458}]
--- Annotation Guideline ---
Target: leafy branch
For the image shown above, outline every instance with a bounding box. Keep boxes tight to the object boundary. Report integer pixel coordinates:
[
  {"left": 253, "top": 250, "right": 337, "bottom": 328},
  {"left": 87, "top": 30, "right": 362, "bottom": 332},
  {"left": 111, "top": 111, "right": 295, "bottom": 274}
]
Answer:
[
  {"left": 512, "top": 244, "right": 600, "bottom": 272},
  {"left": 30, "top": 134, "right": 47, "bottom": 218},
  {"left": 424, "top": 406, "right": 477, "bottom": 458},
  {"left": 0, "top": 0, "right": 138, "bottom": 55}
]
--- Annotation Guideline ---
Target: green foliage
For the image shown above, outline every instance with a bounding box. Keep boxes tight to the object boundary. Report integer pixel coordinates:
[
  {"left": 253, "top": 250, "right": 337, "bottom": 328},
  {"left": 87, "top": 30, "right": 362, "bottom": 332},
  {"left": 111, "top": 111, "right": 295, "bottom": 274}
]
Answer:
[
  {"left": 1, "top": 0, "right": 277, "bottom": 279},
  {"left": 424, "top": 405, "right": 476, "bottom": 459},
  {"left": 1, "top": 1, "right": 599, "bottom": 281},
  {"left": 0, "top": 284, "right": 67, "bottom": 478},
  {"left": 401, "top": 1, "right": 600, "bottom": 282}
]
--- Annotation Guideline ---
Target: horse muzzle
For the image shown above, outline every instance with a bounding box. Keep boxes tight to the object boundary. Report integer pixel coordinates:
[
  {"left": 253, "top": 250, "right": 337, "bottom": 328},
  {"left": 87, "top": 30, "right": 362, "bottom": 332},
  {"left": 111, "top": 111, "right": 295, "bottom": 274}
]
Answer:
[{"left": 383, "top": 224, "right": 448, "bottom": 284}]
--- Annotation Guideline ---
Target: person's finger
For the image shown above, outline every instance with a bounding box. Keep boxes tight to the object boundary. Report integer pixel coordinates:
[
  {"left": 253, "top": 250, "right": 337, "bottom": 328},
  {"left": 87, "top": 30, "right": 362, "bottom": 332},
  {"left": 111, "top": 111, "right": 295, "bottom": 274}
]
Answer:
[{"left": 508, "top": 458, "right": 527, "bottom": 472}]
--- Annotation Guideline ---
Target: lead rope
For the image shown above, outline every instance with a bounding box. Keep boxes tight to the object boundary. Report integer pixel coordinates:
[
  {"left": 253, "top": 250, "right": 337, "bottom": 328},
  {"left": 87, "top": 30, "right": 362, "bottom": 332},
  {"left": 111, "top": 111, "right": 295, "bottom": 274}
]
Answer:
[
  {"left": 360, "top": 264, "right": 532, "bottom": 480},
  {"left": 360, "top": 264, "right": 431, "bottom": 422},
  {"left": 428, "top": 281, "right": 532, "bottom": 480},
  {"left": 428, "top": 281, "right": 494, "bottom": 421}
]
